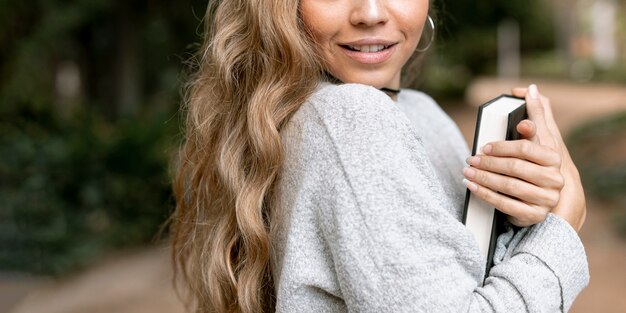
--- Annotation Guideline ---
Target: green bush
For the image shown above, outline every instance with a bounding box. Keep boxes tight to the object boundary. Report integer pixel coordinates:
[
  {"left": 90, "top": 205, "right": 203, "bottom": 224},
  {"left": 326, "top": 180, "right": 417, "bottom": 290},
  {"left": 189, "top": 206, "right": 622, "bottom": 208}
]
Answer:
[
  {"left": 0, "top": 107, "right": 178, "bottom": 274},
  {"left": 419, "top": 0, "right": 556, "bottom": 100},
  {"left": 567, "top": 112, "right": 626, "bottom": 238}
]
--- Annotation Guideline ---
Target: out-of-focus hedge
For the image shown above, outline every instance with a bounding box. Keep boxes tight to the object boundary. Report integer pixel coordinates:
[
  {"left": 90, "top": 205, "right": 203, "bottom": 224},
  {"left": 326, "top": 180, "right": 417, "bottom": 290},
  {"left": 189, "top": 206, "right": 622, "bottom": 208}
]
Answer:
[
  {"left": 0, "top": 0, "right": 204, "bottom": 274},
  {"left": 2, "top": 0, "right": 621, "bottom": 275},
  {"left": 567, "top": 112, "right": 626, "bottom": 238},
  {"left": 421, "top": 0, "right": 556, "bottom": 98},
  {"left": 0, "top": 107, "right": 178, "bottom": 274}
]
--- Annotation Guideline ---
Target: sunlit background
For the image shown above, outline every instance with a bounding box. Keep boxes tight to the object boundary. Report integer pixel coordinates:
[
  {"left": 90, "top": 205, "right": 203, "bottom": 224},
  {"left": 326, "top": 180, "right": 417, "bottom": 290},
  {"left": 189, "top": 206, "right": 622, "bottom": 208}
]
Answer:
[{"left": 1, "top": 0, "right": 625, "bottom": 312}]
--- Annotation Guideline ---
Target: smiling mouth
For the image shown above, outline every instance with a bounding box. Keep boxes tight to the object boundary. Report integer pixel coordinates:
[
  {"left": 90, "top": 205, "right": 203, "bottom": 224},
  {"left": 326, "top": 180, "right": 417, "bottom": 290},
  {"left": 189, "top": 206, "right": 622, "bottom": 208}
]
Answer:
[{"left": 340, "top": 44, "right": 396, "bottom": 53}]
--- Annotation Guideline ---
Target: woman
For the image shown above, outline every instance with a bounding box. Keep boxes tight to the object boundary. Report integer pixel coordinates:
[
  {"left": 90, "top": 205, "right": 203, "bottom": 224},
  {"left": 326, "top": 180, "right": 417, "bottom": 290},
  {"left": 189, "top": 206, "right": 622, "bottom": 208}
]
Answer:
[{"left": 170, "top": 0, "right": 589, "bottom": 312}]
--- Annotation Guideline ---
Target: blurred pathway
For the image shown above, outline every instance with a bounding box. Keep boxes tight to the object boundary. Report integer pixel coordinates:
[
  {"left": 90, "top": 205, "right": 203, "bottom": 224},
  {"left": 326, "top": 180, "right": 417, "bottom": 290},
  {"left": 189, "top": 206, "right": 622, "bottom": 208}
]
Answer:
[
  {"left": 6, "top": 247, "right": 184, "bottom": 313},
  {"left": 465, "top": 77, "right": 626, "bottom": 135},
  {"left": 5, "top": 78, "right": 626, "bottom": 313}
]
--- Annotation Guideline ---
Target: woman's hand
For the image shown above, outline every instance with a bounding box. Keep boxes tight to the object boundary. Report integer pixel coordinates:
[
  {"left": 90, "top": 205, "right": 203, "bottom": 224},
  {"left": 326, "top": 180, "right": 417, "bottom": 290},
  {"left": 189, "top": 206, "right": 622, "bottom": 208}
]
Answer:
[
  {"left": 511, "top": 85, "right": 587, "bottom": 232},
  {"left": 463, "top": 125, "right": 564, "bottom": 227},
  {"left": 463, "top": 84, "right": 586, "bottom": 231}
]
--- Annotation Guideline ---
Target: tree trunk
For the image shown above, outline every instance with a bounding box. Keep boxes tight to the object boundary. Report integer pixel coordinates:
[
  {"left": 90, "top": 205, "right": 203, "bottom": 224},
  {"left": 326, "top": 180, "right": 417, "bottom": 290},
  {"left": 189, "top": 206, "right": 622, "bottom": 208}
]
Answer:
[{"left": 115, "top": 1, "right": 140, "bottom": 118}]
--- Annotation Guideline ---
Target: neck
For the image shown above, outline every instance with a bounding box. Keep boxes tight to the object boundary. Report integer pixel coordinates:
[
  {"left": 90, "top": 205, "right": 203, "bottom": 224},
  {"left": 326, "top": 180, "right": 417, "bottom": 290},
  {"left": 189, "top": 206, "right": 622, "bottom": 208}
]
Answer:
[
  {"left": 380, "top": 87, "right": 400, "bottom": 100},
  {"left": 324, "top": 72, "right": 401, "bottom": 100}
]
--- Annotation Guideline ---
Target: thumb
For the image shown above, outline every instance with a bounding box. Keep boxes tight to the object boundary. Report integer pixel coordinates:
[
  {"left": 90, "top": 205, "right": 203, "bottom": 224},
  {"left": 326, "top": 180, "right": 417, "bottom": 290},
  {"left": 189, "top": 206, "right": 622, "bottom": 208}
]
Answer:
[
  {"left": 516, "top": 119, "right": 539, "bottom": 144},
  {"left": 525, "top": 84, "right": 554, "bottom": 148}
]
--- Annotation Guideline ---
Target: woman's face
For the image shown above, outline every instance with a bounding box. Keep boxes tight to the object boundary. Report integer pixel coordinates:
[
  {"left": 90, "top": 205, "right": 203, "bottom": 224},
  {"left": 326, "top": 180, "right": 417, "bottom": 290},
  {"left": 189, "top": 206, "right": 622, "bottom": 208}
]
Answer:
[{"left": 300, "top": 0, "right": 429, "bottom": 89}]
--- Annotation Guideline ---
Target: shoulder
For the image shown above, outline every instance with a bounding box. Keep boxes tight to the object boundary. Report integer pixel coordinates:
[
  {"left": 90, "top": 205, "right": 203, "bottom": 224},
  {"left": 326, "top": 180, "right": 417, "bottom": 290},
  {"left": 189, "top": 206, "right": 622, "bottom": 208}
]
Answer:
[
  {"left": 281, "top": 83, "right": 427, "bottom": 184},
  {"left": 398, "top": 88, "right": 438, "bottom": 105},
  {"left": 284, "top": 82, "right": 428, "bottom": 178},
  {"left": 305, "top": 82, "right": 398, "bottom": 122},
  {"left": 312, "top": 82, "right": 393, "bottom": 106},
  {"left": 396, "top": 88, "right": 467, "bottom": 146},
  {"left": 291, "top": 83, "right": 407, "bottom": 141},
  {"left": 396, "top": 88, "right": 448, "bottom": 119}
]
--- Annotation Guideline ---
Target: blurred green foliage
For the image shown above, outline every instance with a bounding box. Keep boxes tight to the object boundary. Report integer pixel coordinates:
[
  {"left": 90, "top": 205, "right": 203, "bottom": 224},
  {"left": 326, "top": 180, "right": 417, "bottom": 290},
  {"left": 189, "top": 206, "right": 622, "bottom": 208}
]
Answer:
[
  {"left": 0, "top": 108, "right": 178, "bottom": 274},
  {"left": 1, "top": 0, "right": 622, "bottom": 275},
  {"left": 0, "top": 0, "right": 205, "bottom": 117},
  {"left": 0, "top": 0, "right": 205, "bottom": 274},
  {"left": 567, "top": 112, "right": 626, "bottom": 238},
  {"left": 422, "top": 0, "right": 556, "bottom": 98},
  {"left": 521, "top": 52, "right": 626, "bottom": 82}
]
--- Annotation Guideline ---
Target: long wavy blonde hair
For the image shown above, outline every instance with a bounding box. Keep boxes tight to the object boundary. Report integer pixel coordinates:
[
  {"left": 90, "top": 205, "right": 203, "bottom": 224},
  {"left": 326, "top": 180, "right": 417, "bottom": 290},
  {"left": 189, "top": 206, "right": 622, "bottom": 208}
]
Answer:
[
  {"left": 170, "top": 0, "right": 433, "bottom": 312},
  {"left": 169, "top": 0, "right": 323, "bottom": 312}
]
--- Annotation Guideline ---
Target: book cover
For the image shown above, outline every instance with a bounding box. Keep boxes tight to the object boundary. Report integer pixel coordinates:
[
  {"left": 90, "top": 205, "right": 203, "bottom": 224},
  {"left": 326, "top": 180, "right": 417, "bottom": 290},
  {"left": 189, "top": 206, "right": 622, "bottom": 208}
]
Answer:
[{"left": 462, "top": 95, "right": 527, "bottom": 280}]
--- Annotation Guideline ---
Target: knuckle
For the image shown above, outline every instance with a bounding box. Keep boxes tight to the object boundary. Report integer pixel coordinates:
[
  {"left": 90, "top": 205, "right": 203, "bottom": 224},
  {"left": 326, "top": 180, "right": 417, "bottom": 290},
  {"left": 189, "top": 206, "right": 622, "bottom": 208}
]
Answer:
[
  {"left": 546, "top": 167, "right": 564, "bottom": 189},
  {"left": 483, "top": 156, "right": 495, "bottom": 170},
  {"left": 541, "top": 189, "right": 560, "bottom": 208},
  {"left": 518, "top": 215, "right": 534, "bottom": 227},
  {"left": 554, "top": 172, "right": 565, "bottom": 189},
  {"left": 480, "top": 187, "right": 500, "bottom": 208},
  {"left": 508, "top": 159, "right": 523, "bottom": 176},
  {"left": 549, "top": 192, "right": 560, "bottom": 208},
  {"left": 546, "top": 147, "right": 561, "bottom": 166},
  {"left": 520, "top": 140, "right": 533, "bottom": 157},
  {"left": 477, "top": 184, "right": 490, "bottom": 200},
  {"left": 475, "top": 169, "right": 488, "bottom": 185},
  {"left": 531, "top": 208, "right": 549, "bottom": 224},
  {"left": 554, "top": 152, "right": 563, "bottom": 167},
  {"left": 501, "top": 178, "right": 515, "bottom": 193},
  {"left": 478, "top": 155, "right": 491, "bottom": 169},
  {"left": 516, "top": 207, "right": 545, "bottom": 226}
]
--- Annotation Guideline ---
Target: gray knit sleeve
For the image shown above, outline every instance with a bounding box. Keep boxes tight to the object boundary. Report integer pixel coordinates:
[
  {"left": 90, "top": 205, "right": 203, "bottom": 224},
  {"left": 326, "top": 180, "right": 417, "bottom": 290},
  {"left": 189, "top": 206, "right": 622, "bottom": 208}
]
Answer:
[{"left": 299, "top": 84, "right": 589, "bottom": 313}]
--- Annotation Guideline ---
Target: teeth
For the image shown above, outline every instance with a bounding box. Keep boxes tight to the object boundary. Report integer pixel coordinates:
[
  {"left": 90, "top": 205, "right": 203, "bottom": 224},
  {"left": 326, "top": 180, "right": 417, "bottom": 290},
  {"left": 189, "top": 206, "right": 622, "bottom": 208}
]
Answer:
[{"left": 348, "top": 44, "right": 387, "bottom": 52}]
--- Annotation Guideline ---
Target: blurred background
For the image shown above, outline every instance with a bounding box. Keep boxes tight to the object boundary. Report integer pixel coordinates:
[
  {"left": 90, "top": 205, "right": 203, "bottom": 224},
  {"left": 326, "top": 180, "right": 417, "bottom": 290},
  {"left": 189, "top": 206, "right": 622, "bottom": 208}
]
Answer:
[{"left": 1, "top": 0, "right": 624, "bottom": 312}]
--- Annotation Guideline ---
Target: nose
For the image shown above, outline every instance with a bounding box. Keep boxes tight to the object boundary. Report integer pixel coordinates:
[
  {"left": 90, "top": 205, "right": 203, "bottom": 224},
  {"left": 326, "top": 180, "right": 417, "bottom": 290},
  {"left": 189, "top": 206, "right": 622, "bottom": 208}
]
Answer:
[{"left": 349, "top": 0, "right": 389, "bottom": 27}]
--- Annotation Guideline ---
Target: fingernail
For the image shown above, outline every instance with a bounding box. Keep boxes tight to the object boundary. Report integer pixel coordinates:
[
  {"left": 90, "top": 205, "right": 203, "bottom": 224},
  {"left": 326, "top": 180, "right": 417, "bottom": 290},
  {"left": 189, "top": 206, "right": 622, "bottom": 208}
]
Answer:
[
  {"left": 463, "top": 178, "right": 478, "bottom": 192},
  {"left": 528, "top": 84, "right": 539, "bottom": 100},
  {"left": 465, "top": 156, "right": 480, "bottom": 166},
  {"left": 463, "top": 167, "right": 476, "bottom": 179},
  {"left": 482, "top": 144, "right": 492, "bottom": 155}
]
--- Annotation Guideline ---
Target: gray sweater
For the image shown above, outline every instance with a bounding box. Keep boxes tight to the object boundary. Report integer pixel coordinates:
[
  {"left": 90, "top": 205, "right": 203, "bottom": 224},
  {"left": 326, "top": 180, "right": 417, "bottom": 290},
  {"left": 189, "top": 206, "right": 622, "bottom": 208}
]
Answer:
[{"left": 270, "top": 83, "right": 589, "bottom": 312}]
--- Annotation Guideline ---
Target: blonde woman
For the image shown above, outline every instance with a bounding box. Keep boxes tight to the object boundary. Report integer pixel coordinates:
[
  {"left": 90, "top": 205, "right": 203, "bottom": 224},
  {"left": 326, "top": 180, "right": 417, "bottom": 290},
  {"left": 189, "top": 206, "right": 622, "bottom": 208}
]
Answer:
[{"left": 170, "top": 0, "right": 589, "bottom": 312}]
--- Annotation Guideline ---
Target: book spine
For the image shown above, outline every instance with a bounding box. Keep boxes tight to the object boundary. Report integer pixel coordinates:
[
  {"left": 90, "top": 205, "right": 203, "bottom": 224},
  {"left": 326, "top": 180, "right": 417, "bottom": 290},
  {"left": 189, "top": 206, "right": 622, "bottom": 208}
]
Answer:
[{"left": 484, "top": 103, "right": 527, "bottom": 276}]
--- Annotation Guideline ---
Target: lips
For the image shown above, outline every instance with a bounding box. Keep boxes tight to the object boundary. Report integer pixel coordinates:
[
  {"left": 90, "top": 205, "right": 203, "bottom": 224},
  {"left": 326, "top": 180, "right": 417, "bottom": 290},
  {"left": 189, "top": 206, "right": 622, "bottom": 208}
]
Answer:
[
  {"left": 342, "top": 44, "right": 392, "bottom": 52},
  {"left": 338, "top": 39, "right": 398, "bottom": 65}
]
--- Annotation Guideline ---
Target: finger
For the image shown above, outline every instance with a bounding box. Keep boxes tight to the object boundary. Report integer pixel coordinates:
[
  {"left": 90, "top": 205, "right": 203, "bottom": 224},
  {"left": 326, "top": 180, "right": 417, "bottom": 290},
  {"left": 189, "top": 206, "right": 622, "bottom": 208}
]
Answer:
[
  {"left": 525, "top": 90, "right": 573, "bottom": 164},
  {"left": 526, "top": 84, "right": 555, "bottom": 147},
  {"left": 516, "top": 119, "right": 539, "bottom": 144},
  {"left": 466, "top": 154, "right": 564, "bottom": 189},
  {"left": 508, "top": 213, "right": 548, "bottom": 228},
  {"left": 512, "top": 85, "right": 550, "bottom": 145},
  {"left": 538, "top": 95, "right": 566, "bottom": 144},
  {"left": 511, "top": 87, "right": 527, "bottom": 98},
  {"left": 463, "top": 166, "right": 560, "bottom": 208},
  {"left": 462, "top": 179, "right": 548, "bottom": 227},
  {"left": 482, "top": 140, "right": 561, "bottom": 167},
  {"left": 536, "top": 94, "right": 578, "bottom": 166}
]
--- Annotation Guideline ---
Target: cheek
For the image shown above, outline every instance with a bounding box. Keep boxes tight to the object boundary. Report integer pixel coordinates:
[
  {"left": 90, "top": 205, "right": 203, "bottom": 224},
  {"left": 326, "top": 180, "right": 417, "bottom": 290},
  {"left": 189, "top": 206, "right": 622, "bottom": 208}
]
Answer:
[
  {"left": 394, "top": 1, "right": 429, "bottom": 46},
  {"left": 299, "top": 2, "right": 339, "bottom": 48}
]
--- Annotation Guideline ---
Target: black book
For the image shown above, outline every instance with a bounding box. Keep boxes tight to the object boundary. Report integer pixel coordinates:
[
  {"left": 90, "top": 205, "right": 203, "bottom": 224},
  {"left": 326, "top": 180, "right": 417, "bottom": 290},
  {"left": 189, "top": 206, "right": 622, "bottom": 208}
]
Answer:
[{"left": 462, "top": 95, "right": 527, "bottom": 280}]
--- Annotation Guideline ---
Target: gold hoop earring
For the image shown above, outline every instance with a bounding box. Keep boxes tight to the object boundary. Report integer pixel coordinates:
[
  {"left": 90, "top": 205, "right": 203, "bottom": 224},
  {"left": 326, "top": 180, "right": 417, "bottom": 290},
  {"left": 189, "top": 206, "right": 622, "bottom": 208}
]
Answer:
[{"left": 416, "top": 15, "right": 435, "bottom": 53}]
